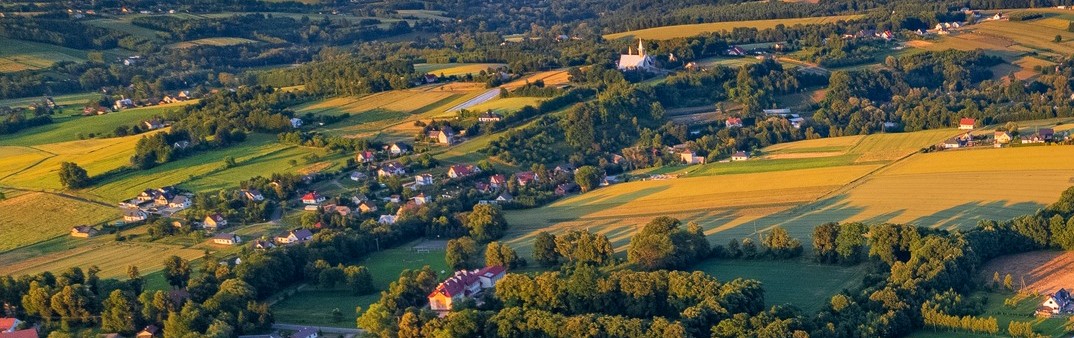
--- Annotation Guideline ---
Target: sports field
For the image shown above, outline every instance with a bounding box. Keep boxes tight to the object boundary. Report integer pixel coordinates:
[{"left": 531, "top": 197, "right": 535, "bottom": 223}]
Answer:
[{"left": 604, "top": 14, "right": 863, "bottom": 40}]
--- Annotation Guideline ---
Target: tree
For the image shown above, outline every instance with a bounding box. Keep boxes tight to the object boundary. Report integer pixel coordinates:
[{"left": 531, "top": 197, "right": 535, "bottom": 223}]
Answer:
[
  {"left": 554, "top": 230, "right": 615, "bottom": 265},
  {"left": 466, "top": 204, "right": 507, "bottom": 242},
  {"left": 1049, "top": 186, "right": 1074, "bottom": 216},
  {"left": 1056, "top": 35, "right": 1063, "bottom": 43},
  {"left": 446, "top": 237, "right": 479, "bottom": 270},
  {"left": 1003, "top": 274, "right": 1014, "bottom": 291},
  {"left": 760, "top": 226, "right": 802, "bottom": 258},
  {"left": 345, "top": 266, "right": 374, "bottom": 295},
  {"left": 812, "top": 222, "right": 839, "bottom": 263},
  {"left": 163, "top": 256, "right": 191, "bottom": 289},
  {"left": 574, "top": 165, "right": 602, "bottom": 192},
  {"left": 50, "top": 284, "right": 96, "bottom": 324},
  {"left": 834, "top": 222, "right": 867, "bottom": 263},
  {"left": 532, "top": 231, "right": 560, "bottom": 266},
  {"left": 398, "top": 311, "right": 422, "bottom": 338},
  {"left": 58, "top": 162, "right": 91, "bottom": 189},
  {"left": 127, "top": 266, "right": 144, "bottom": 295},
  {"left": 485, "top": 242, "right": 523, "bottom": 269},
  {"left": 102, "top": 290, "right": 139, "bottom": 334}
]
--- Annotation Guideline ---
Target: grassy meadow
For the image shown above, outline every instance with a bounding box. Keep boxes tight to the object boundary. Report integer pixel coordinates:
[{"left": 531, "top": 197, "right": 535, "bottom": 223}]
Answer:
[
  {"left": 0, "top": 103, "right": 190, "bottom": 146},
  {"left": 695, "top": 259, "right": 868, "bottom": 312},
  {"left": 604, "top": 14, "right": 863, "bottom": 40},
  {"left": 907, "top": 291, "right": 1066, "bottom": 338},
  {"left": 414, "top": 63, "right": 507, "bottom": 76},
  {"left": 0, "top": 238, "right": 205, "bottom": 279},
  {"left": 0, "top": 192, "right": 118, "bottom": 252},
  {"left": 0, "top": 38, "right": 90, "bottom": 73}
]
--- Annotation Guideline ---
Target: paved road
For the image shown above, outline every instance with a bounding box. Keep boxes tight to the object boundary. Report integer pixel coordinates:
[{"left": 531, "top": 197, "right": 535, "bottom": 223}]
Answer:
[
  {"left": 445, "top": 88, "right": 500, "bottom": 112},
  {"left": 272, "top": 323, "right": 363, "bottom": 335}
]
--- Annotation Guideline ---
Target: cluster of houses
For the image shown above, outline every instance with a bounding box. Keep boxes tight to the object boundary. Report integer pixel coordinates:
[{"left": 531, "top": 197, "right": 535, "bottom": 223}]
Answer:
[
  {"left": 427, "top": 266, "right": 506, "bottom": 314},
  {"left": 117, "top": 186, "right": 190, "bottom": 223},
  {"left": 840, "top": 29, "right": 896, "bottom": 41},
  {"left": 940, "top": 118, "right": 1070, "bottom": 149},
  {"left": 101, "top": 91, "right": 195, "bottom": 114}
]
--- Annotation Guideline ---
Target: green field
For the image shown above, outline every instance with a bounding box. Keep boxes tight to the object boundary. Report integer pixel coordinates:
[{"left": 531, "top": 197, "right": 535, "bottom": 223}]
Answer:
[
  {"left": 908, "top": 291, "right": 1066, "bottom": 338},
  {"left": 0, "top": 38, "right": 89, "bottom": 72},
  {"left": 0, "top": 192, "right": 118, "bottom": 252},
  {"left": 271, "top": 241, "right": 449, "bottom": 326},
  {"left": 694, "top": 259, "right": 868, "bottom": 312},
  {"left": 0, "top": 103, "right": 190, "bottom": 146},
  {"left": 461, "top": 97, "right": 543, "bottom": 115},
  {"left": 169, "top": 37, "right": 259, "bottom": 49},
  {"left": 604, "top": 14, "right": 864, "bottom": 40},
  {"left": 414, "top": 63, "right": 507, "bottom": 76},
  {"left": 0, "top": 92, "right": 103, "bottom": 109},
  {"left": 0, "top": 237, "right": 205, "bottom": 279}
]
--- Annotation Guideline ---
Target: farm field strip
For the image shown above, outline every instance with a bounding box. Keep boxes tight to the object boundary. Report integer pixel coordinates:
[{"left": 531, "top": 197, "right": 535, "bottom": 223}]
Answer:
[
  {"left": 0, "top": 192, "right": 119, "bottom": 252},
  {"left": 414, "top": 63, "right": 506, "bottom": 76},
  {"left": 603, "top": 14, "right": 863, "bottom": 40},
  {"left": 0, "top": 241, "right": 204, "bottom": 279}
]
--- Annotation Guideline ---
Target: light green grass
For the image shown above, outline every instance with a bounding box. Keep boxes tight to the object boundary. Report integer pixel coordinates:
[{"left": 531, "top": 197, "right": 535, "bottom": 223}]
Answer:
[
  {"left": 414, "top": 63, "right": 507, "bottom": 76},
  {"left": 907, "top": 291, "right": 1066, "bottom": 338},
  {"left": 0, "top": 191, "right": 118, "bottom": 251},
  {"left": 0, "top": 103, "right": 190, "bottom": 146},
  {"left": 169, "top": 37, "right": 259, "bottom": 48},
  {"left": 0, "top": 38, "right": 89, "bottom": 72},
  {"left": 694, "top": 259, "right": 867, "bottom": 312},
  {"left": 0, "top": 92, "right": 103, "bottom": 109},
  {"left": 271, "top": 241, "right": 449, "bottom": 326},
  {"left": 85, "top": 18, "right": 166, "bottom": 40}
]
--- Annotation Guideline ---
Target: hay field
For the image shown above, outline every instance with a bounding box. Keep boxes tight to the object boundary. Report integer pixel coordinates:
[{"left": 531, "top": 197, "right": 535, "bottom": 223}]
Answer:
[
  {"left": 0, "top": 135, "right": 147, "bottom": 192},
  {"left": 461, "top": 97, "right": 543, "bottom": 114},
  {"left": 414, "top": 63, "right": 506, "bottom": 76},
  {"left": 0, "top": 192, "right": 118, "bottom": 251},
  {"left": 169, "top": 37, "right": 259, "bottom": 48},
  {"left": 604, "top": 14, "right": 863, "bottom": 40},
  {"left": 980, "top": 251, "right": 1074, "bottom": 295},
  {"left": 85, "top": 18, "right": 166, "bottom": 40},
  {"left": 0, "top": 241, "right": 204, "bottom": 279},
  {"left": 501, "top": 70, "right": 572, "bottom": 90},
  {"left": 504, "top": 164, "right": 880, "bottom": 256}
]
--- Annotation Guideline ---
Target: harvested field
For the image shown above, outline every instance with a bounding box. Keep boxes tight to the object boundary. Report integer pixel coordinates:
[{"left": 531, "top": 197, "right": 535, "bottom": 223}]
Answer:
[
  {"left": 0, "top": 192, "right": 118, "bottom": 251},
  {"left": 0, "top": 241, "right": 204, "bottom": 278},
  {"left": 604, "top": 14, "right": 863, "bottom": 40},
  {"left": 980, "top": 251, "right": 1074, "bottom": 294}
]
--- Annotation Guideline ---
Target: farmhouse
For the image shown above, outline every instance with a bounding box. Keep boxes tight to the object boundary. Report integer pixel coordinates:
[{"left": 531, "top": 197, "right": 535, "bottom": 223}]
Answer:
[
  {"left": 680, "top": 151, "right": 705, "bottom": 165},
  {"left": 168, "top": 195, "right": 191, "bottom": 209},
  {"left": 958, "top": 118, "right": 976, "bottom": 130},
  {"left": 413, "top": 192, "right": 433, "bottom": 205},
  {"left": 942, "top": 138, "right": 963, "bottom": 149},
  {"left": 618, "top": 40, "right": 655, "bottom": 71},
  {"left": 726, "top": 117, "right": 743, "bottom": 128},
  {"left": 252, "top": 239, "right": 276, "bottom": 251},
  {"left": 212, "top": 233, "right": 241, "bottom": 246},
  {"left": 0, "top": 318, "right": 22, "bottom": 333},
  {"left": 301, "top": 192, "right": 326, "bottom": 205},
  {"left": 290, "top": 118, "right": 303, "bottom": 128},
  {"left": 428, "top": 127, "right": 456, "bottom": 144},
  {"left": 731, "top": 151, "right": 749, "bottom": 161},
  {"left": 378, "top": 162, "right": 407, "bottom": 177},
  {"left": 725, "top": 46, "right": 747, "bottom": 56},
  {"left": 275, "top": 229, "right": 313, "bottom": 245},
  {"left": 378, "top": 215, "right": 397, "bottom": 225},
  {"left": 349, "top": 171, "right": 368, "bottom": 181},
  {"left": 428, "top": 266, "right": 506, "bottom": 313},
  {"left": 496, "top": 193, "right": 514, "bottom": 203},
  {"left": 70, "top": 225, "right": 98, "bottom": 238},
  {"left": 136, "top": 325, "right": 159, "bottom": 338},
  {"left": 243, "top": 189, "right": 265, "bottom": 201},
  {"left": 1040, "top": 288, "right": 1074, "bottom": 316},
  {"left": 555, "top": 183, "right": 579, "bottom": 196},
  {"left": 143, "top": 119, "right": 165, "bottom": 130},
  {"left": 516, "top": 171, "right": 537, "bottom": 186},
  {"left": 203, "top": 213, "right": 227, "bottom": 231},
  {"left": 448, "top": 164, "right": 481, "bottom": 179},
  {"left": 389, "top": 142, "right": 412, "bottom": 155},
  {"left": 356, "top": 150, "right": 376, "bottom": 163},
  {"left": 489, "top": 174, "right": 507, "bottom": 189},
  {"left": 478, "top": 111, "right": 503, "bottom": 122},
  {"left": 415, "top": 174, "right": 435, "bottom": 186},
  {"left": 994, "top": 131, "right": 1012, "bottom": 145},
  {"left": 358, "top": 201, "right": 378, "bottom": 213},
  {"left": 123, "top": 209, "right": 148, "bottom": 223}
]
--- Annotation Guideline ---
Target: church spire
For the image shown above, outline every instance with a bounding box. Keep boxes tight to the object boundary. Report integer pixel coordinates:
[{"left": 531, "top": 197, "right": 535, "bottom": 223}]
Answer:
[{"left": 638, "top": 39, "right": 645, "bottom": 56}]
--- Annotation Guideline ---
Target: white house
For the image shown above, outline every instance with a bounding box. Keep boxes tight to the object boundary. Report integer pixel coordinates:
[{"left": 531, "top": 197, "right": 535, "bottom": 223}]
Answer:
[
  {"left": 211, "top": 233, "right": 241, "bottom": 246},
  {"left": 731, "top": 151, "right": 749, "bottom": 161},
  {"left": 290, "top": 118, "right": 303, "bottom": 128}
]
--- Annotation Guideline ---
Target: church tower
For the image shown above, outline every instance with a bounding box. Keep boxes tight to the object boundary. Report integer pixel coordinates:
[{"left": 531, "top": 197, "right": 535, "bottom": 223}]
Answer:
[{"left": 637, "top": 40, "right": 645, "bottom": 56}]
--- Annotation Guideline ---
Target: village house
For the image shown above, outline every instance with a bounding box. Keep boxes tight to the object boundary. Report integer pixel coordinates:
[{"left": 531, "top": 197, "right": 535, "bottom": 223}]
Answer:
[
  {"left": 136, "top": 325, "right": 159, "bottom": 338},
  {"left": 731, "top": 151, "right": 750, "bottom": 161},
  {"left": 168, "top": 195, "right": 191, "bottom": 209},
  {"left": 356, "top": 150, "right": 376, "bottom": 163},
  {"left": 555, "top": 183, "right": 579, "bottom": 196},
  {"left": 413, "top": 192, "right": 433, "bottom": 205},
  {"left": 725, "top": 46, "right": 747, "bottom": 56},
  {"left": 123, "top": 209, "right": 148, "bottom": 223},
  {"left": 290, "top": 328, "right": 318, "bottom": 338},
  {"left": 0, "top": 327, "right": 37, "bottom": 338},
  {"left": 290, "top": 118, "right": 303, "bottom": 128},
  {"left": 428, "top": 126, "right": 456, "bottom": 144},
  {"left": 358, "top": 201, "right": 378, "bottom": 213},
  {"left": 173, "top": 140, "right": 191, "bottom": 149},
  {"left": 618, "top": 40, "right": 655, "bottom": 71},
  {"left": 725, "top": 117, "right": 743, "bottom": 128},
  {"left": 0, "top": 318, "right": 22, "bottom": 333},
  {"left": 301, "top": 192, "right": 326, "bottom": 205},
  {"left": 448, "top": 164, "right": 481, "bottom": 179},
  {"left": 243, "top": 189, "right": 265, "bottom": 201},
  {"left": 143, "top": 119, "right": 165, "bottom": 130},
  {"left": 114, "top": 98, "right": 135, "bottom": 110},
  {"left": 478, "top": 111, "right": 503, "bottom": 122},
  {"left": 389, "top": 142, "right": 412, "bottom": 155},
  {"left": 171, "top": 220, "right": 194, "bottom": 231},
  {"left": 415, "top": 174, "right": 435, "bottom": 186},
  {"left": 1039, "top": 288, "right": 1074, "bottom": 316},
  {"left": 489, "top": 174, "right": 507, "bottom": 189},
  {"left": 212, "top": 233, "right": 241, "bottom": 246},
  {"left": 203, "top": 213, "right": 228, "bottom": 231},
  {"left": 516, "top": 171, "right": 537, "bottom": 186},
  {"left": 349, "top": 171, "right": 368, "bottom": 181},
  {"left": 70, "top": 225, "right": 98, "bottom": 238},
  {"left": 378, "top": 215, "right": 397, "bottom": 225},
  {"left": 680, "top": 151, "right": 705, "bottom": 165},
  {"left": 496, "top": 193, "right": 514, "bottom": 203},
  {"left": 428, "top": 266, "right": 506, "bottom": 313},
  {"left": 553, "top": 164, "right": 575, "bottom": 176},
  {"left": 378, "top": 162, "right": 407, "bottom": 177},
  {"left": 958, "top": 117, "right": 976, "bottom": 130},
  {"left": 994, "top": 131, "right": 1012, "bottom": 145},
  {"left": 275, "top": 229, "right": 313, "bottom": 245},
  {"left": 252, "top": 239, "right": 276, "bottom": 251}
]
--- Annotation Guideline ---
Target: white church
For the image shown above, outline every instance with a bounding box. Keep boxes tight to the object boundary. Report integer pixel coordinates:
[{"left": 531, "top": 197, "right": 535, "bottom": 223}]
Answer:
[{"left": 617, "top": 40, "right": 655, "bottom": 71}]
